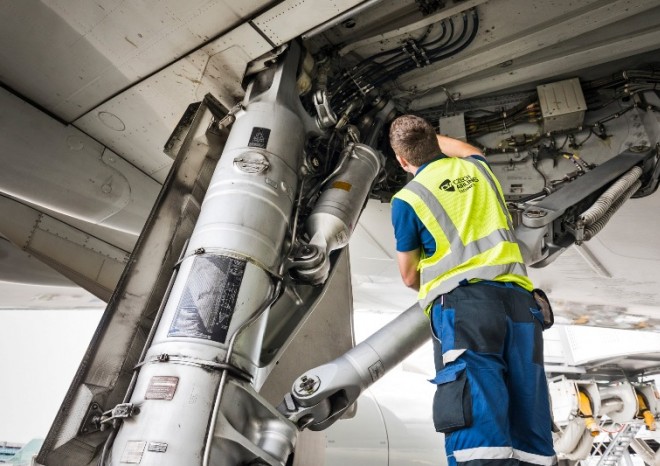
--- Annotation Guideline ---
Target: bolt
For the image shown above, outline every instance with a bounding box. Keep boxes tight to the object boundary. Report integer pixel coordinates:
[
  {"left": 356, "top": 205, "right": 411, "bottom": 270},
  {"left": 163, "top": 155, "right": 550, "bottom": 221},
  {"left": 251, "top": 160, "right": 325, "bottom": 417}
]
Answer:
[
  {"left": 525, "top": 209, "right": 547, "bottom": 218},
  {"left": 157, "top": 353, "right": 170, "bottom": 362},
  {"left": 342, "top": 18, "right": 356, "bottom": 28},
  {"left": 294, "top": 374, "right": 321, "bottom": 396},
  {"left": 194, "top": 247, "right": 205, "bottom": 255},
  {"left": 299, "top": 375, "right": 317, "bottom": 392}
]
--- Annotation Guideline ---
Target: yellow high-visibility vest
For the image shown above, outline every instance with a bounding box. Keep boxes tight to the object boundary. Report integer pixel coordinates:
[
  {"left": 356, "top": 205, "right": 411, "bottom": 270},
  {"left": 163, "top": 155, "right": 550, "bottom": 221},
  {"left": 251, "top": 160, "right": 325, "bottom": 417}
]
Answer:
[{"left": 393, "top": 157, "right": 532, "bottom": 311}]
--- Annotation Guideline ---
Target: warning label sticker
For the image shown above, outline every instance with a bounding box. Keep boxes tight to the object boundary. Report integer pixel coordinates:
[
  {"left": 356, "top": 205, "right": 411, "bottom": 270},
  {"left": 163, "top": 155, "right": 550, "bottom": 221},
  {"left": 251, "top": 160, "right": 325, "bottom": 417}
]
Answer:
[
  {"left": 248, "top": 127, "right": 271, "bottom": 149},
  {"left": 368, "top": 360, "right": 385, "bottom": 382},
  {"left": 145, "top": 376, "right": 179, "bottom": 400},
  {"left": 147, "top": 442, "right": 168, "bottom": 453},
  {"left": 120, "top": 440, "right": 146, "bottom": 464},
  {"left": 168, "top": 256, "right": 246, "bottom": 343}
]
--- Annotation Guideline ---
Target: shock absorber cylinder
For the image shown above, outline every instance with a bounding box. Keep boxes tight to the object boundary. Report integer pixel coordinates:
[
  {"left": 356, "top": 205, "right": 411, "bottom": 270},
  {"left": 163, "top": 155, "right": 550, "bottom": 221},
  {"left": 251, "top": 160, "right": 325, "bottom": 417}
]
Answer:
[
  {"left": 293, "top": 143, "right": 383, "bottom": 284},
  {"left": 107, "top": 43, "right": 316, "bottom": 465}
]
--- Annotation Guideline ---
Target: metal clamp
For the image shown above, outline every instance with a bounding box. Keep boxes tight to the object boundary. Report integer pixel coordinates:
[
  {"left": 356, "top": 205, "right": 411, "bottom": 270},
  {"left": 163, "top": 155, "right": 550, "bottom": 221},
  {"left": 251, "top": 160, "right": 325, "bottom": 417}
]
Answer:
[
  {"left": 278, "top": 391, "right": 333, "bottom": 430},
  {"left": 313, "top": 90, "right": 337, "bottom": 129},
  {"left": 99, "top": 403, "right": 138, "bottom": 430},
  {"left": 135, "top": 353, "right": 253, "bottom": 382}
]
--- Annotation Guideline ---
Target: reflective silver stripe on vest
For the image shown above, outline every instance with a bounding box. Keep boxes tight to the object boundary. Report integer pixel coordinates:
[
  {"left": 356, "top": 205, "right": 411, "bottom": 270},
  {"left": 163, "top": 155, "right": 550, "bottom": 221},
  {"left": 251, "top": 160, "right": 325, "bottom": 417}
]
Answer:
[
  {"left": 419, "top": 263, "right": 522, "bottom": 309},
  {"left": 404, "top": 170, "right": 526, "bottom": 309}
]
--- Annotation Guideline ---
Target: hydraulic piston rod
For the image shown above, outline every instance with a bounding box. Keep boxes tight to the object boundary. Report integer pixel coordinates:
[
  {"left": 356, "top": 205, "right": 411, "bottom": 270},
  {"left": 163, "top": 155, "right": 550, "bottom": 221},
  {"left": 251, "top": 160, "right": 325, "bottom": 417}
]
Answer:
[{"left": 279, "top": 303, "right": 430, "bottom": 431}]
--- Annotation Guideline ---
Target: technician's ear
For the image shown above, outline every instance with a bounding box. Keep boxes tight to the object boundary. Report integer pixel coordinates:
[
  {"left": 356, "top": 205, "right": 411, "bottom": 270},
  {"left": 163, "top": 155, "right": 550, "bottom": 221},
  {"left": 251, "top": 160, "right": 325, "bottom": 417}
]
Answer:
[{"left": 396, "top": 154, "right": 413, "bottom": 174}]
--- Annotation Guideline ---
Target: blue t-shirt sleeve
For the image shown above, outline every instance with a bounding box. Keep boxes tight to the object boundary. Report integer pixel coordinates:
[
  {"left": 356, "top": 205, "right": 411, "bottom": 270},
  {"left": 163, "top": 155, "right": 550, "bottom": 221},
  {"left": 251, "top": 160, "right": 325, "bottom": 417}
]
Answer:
[
  {"left": 470, "top": 154, "right": 488, "bottom": 165},
  {"left": 391, "top": 198, "right": 421, "bottom": 252}
]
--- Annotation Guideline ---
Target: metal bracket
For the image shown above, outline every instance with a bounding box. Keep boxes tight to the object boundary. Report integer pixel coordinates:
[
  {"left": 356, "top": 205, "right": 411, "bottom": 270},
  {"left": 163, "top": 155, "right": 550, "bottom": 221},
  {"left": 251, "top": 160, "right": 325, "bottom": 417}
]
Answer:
[
  {"left": 243, "top": 44, "right": 289, "bottom": 86},
  {"left": 79, "top": 402, "right": 104, "bottom": 435},
  {"left": 313, "top": 90, "right": 337, "bottom": 129}
]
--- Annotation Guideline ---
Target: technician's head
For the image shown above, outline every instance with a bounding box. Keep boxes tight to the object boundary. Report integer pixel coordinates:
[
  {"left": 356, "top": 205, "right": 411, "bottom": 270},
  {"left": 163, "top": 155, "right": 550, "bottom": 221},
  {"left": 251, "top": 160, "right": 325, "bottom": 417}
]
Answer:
[{"left": 389, "top": 114, "right": 440, "bottom": 170}]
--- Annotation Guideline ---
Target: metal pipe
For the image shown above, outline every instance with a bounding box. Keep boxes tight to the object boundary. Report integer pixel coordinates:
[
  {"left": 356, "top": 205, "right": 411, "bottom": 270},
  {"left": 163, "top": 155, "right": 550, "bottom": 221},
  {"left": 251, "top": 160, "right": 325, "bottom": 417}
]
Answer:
[
  {"left": 288, "top": 303, "right": 429, "bottom": 431},
  {"left": 600, "top": 398, "right": 625, "bottom": 416},
  {"left": 202, "top": 279, "right": 284, "bottom": 466},
  {"left": 554, "top": 418, "right": 586, "bottom": 455},
  {"left": 629, "top": 438, "right": 657, "bottom": 466},
  {"left": 200, "top": 170, "right": 303, "bottom": 464}
]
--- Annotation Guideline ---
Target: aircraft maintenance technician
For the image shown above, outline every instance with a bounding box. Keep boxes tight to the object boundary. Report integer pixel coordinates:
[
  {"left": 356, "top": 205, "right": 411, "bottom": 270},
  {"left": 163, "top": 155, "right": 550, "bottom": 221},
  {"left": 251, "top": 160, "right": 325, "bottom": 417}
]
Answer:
[{"left": 389, "top": 114, "right": 557, "bottom": 466}]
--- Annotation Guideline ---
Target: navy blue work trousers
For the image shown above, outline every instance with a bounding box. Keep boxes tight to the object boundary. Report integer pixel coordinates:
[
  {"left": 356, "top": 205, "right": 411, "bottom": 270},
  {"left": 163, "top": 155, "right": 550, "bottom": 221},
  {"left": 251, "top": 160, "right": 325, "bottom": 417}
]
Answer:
[{"left": 430, "top": 281, "right": 556, "bottom": 466}]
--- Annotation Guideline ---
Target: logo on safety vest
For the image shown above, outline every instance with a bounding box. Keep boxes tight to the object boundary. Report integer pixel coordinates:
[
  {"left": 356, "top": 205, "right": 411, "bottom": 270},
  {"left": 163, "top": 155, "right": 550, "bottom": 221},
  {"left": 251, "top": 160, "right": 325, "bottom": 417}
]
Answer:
[
  {"left": 439, "top": 176, "right": 479, "bottom": 193},
  {"left": 439, "top": 179, "right": 455, "bottom": 191}
]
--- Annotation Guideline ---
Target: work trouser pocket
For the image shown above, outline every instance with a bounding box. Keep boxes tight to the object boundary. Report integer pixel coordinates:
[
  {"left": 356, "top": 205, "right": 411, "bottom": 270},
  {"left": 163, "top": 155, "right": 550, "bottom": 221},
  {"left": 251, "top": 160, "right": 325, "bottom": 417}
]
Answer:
[
  {"left": 431, "top": 361, "right": 472, "bottom": 433},
  {"left": 532, "top": 288, "right": 554, "bottom": 330}
]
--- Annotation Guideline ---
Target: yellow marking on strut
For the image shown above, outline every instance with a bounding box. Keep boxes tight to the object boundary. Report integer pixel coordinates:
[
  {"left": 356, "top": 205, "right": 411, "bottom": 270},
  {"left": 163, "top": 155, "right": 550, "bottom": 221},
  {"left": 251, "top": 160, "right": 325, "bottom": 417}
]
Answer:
[{"left": 331, "top": 181, "right": 352, "bottom": 191}]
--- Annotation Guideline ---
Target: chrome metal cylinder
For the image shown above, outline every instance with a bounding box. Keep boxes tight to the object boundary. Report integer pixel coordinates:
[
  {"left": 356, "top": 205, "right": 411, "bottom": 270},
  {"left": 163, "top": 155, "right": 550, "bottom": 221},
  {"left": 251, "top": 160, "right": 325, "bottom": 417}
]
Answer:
[
  {"left": 305, "top": 143, "right": 382, "bottom": 252},
  {"left": 109, "top": 43, "right": 311, "bottom": 466},
  {"left": 288, "top": 304, "right": 429, "bottom": 431}
]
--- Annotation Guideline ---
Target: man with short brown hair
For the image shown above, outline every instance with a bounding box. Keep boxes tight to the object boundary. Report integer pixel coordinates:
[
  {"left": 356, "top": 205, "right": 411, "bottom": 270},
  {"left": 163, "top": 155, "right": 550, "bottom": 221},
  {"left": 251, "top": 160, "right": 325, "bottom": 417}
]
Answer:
[{"left": 390, "top": 114, "right": 556, "bottom": 466}]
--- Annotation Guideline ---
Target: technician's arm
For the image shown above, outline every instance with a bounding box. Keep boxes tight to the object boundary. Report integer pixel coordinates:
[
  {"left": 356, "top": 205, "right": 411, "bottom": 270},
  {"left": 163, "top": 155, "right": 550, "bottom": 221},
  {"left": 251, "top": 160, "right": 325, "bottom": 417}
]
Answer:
[
  {"left": 437, "top": 135, "right": 483, "bottom": 158},
  {"left": 397, "top": 249, "right": 421, "bottom": 291}
]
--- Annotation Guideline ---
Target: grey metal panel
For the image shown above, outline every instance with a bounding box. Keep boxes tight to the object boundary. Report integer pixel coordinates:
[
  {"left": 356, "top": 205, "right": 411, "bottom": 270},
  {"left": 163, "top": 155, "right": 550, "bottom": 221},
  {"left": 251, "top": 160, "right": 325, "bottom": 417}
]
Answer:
[
  {"left": 0, "top": 0, "right": 273, "bottom": 120},
  {"left": 0, "top": 87, "right": 159, "bottom": 237},
  {"left": 0, "top": 236, "right": 73, "bottom": 287},
  {"left": 403, "top": 0, "right": 659, "bottom": 88},
  {"left": 70, "top": 0, "right": 370, "bottom": 183},
  {"left": 258, "top": 250, "right": 355, "bottom": 407},
  {"left": 0, "top": 196, "right": 129, "bottom": 301},
  {"left": 73, "top": 22, "right": 274, "bottom": 182},
  {"left": 337, "top": 0, "right": 489, "bottom": 56},
  {"left": 408, "top": 0, "right": 660, "bottom": 109},
  {"left": 252, "top": 0, "right": 367, "bottom": 45}
]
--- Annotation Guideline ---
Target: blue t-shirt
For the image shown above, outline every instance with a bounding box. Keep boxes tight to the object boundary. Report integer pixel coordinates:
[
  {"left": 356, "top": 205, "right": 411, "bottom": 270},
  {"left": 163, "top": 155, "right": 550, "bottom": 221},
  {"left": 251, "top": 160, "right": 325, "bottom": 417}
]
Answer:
[{"left": 391, "top": 154, "right": 489, "bottom": 255}]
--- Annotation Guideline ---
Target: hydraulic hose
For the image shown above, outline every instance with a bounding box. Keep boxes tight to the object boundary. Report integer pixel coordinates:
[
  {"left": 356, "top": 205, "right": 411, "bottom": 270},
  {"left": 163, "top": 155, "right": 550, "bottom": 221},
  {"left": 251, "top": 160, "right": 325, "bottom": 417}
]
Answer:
[
  {"left": 579, "top": 165, "right": 642, "bottom": 227},
  {"left": 580, "top": 165, "right": 642, "bottom": 225},
  {"left": 583, "top": 179, "right": 642, "bottom": 241}
]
